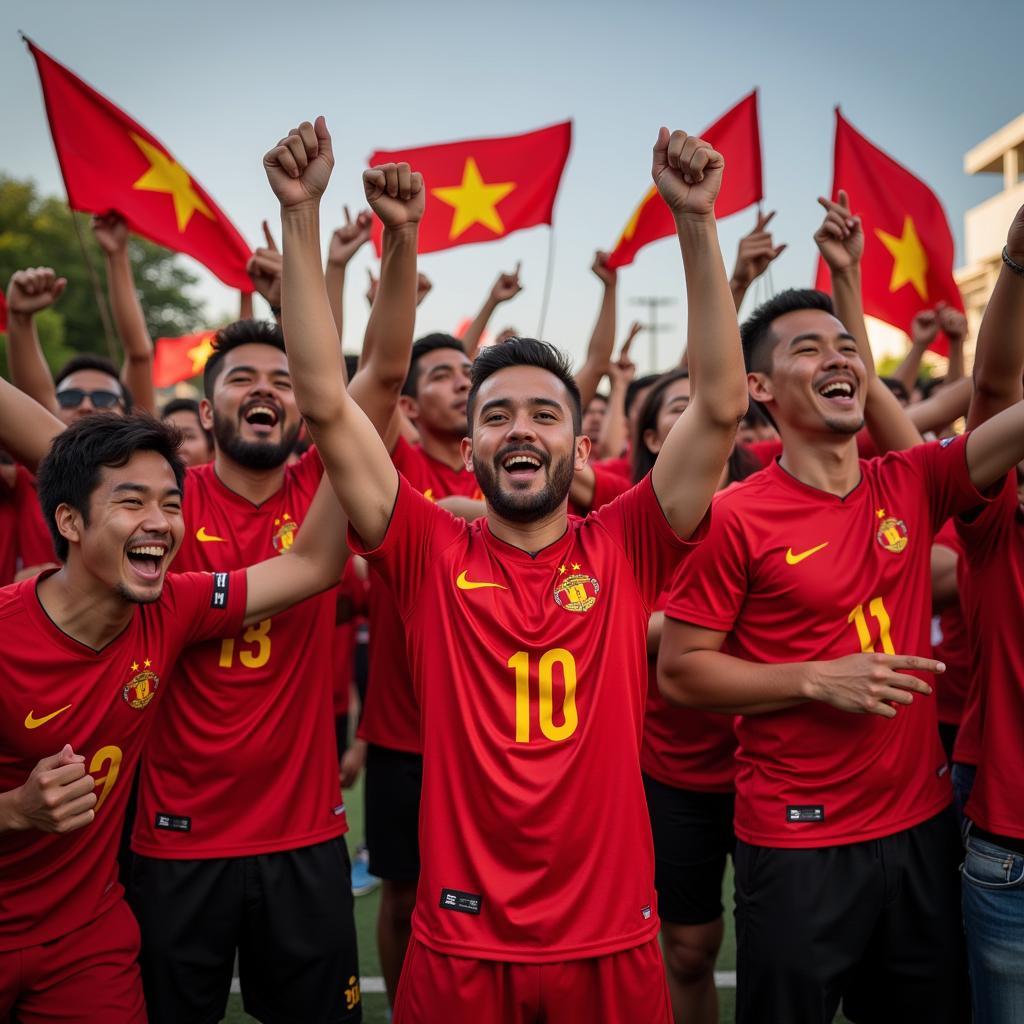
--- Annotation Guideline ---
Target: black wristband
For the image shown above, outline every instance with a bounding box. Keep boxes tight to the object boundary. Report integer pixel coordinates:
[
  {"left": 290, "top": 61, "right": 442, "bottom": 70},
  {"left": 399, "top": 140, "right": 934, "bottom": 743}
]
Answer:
[{"left": 1002, "top": 246, "right": 1024, "bottom": 278}]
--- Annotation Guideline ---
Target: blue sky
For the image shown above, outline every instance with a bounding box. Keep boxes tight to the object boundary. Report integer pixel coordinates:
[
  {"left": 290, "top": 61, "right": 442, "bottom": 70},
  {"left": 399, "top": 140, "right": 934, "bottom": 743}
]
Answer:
[{"left": 2, "top": 0, "right": 1020, "bottom": 371}]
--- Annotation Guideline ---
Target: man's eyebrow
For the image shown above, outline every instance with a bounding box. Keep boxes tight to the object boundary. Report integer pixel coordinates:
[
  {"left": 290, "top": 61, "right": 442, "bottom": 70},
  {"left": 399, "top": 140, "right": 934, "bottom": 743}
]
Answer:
[
  {"left": 788, "top": 331, "right": 856, "bottom": 347},
  {"left": 111, "top": 483, "right": 183, "bottom": 499},
  {"left": 223, "top": 364, "right": 291, "bottom": 377},
  {"left": 479, "top": 396, "right": 563, "bottom": 414}
]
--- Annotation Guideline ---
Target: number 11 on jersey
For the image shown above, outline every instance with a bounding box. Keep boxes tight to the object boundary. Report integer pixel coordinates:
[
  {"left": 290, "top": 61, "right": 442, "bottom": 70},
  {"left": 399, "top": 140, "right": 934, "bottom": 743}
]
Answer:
[{"left": 507, "top": 649, "right": 579, "bottom": 744}]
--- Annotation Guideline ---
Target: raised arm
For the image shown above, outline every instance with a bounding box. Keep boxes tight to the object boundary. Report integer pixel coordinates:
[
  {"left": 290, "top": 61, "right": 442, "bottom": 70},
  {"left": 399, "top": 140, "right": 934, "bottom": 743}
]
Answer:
[
  {"left": 92, "top": 213, "right": 156, "bottom": 414},
  {"left": 574, "top": 252, "right": 617, "bottom": 408},
  {"left": 462, "top": 264, "right": 523, "bottom": 360},
  {"left": 729, "top": 209, "right": 786, "bottom": 312},
  {"left": 265, "top": 117, "right": 399, "bottom": 549},
  {"left": 646, "top": 129, "right": 747, "bottom": 538},
  {"left": 0, "top": 375, "right": 65, "bottom": 470},
  {"left": 815, "top": 192, "right": 921, "bottom": 453},
  {"left": 595, "top": 325, "right": 638, "bottom": 460},
  {"left": 246, "top": 221, "right": 283, "bottom": 324},
  {"left": 5, "top": 268, "right": 65, "bottom": 415},
  {"left": 325, "top": 205, "right": 373, "bottom": 343},
  {"left": 938, "top": 304, "right": 967, "bottom": 384},
  {"left": 891, "top": 309, "right": 937, "bottom": 393}
]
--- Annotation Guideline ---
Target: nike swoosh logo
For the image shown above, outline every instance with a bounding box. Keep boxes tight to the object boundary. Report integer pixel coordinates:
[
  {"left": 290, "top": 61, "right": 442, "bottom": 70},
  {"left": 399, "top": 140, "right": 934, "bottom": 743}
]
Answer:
[
  {"left": 196, "top": 527, "right": 226, "bottom": 543},
  {"left": 785, "top": 542, "right": 829, "bottom": 565},
  {"left": 25, "top": 703, "right": 73, "bottom": 729},
  {"left": 456, "top": 571, "right": 507, "bottom": 592}
]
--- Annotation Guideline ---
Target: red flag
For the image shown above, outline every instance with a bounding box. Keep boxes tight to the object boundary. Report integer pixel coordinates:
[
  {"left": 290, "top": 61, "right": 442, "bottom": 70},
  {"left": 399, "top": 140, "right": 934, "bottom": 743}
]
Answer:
[
  {"left": 26, "top": 39, "right": 253, "bottom": 291},
  {"left": 815, "top": 109, "right": 962, "bottom": 353},
  {"left": 369, "top": 121, "right": 571, "bottom": 255},
  {"left": 152, "top": 330, "right": 217, "bottom": 389},
  {"left": 608, "top": 91, "right": 763, "bottom": 270}
]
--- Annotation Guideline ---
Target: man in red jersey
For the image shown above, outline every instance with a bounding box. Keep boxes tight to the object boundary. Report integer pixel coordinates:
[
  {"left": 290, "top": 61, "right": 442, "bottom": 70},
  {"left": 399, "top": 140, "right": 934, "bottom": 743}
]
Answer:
[
  {"left": 264, "top": 114, "right": 747, "bottom": 1023},
  {"left": 954, "top": 205, "right": 1024, "bottom": 1020},
  {"left": 658, "top": 196, "right": 1024, "bottom": 1020},
  {"left": 0, "top": 386, "right": 350, "bottom": 1024}
]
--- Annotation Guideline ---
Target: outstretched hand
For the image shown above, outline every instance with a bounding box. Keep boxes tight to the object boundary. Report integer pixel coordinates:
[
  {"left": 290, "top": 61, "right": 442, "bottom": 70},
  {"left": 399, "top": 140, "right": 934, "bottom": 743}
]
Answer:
[
  {"left": 652, "top": 128, "right": 725, "bottom": 218},
  {"left": 732, "top": 210, "right": 786, "bottom": 288},
  {"left": 91, "top": 212, "right": 129, "bottom": 256},
  {"left": 814, "top": 189, "right": 863, "bottom": 273},
  {"left": 246, "top": 220, "right": 282, "bottom": 307},
  {"left": 591, "top": 250, "right": 616, "bottom": 286},
  {"left": 264, "top": 116, "right": 334, "bottom": 209},
  {"left": 363, "top": 162, "right": 425, "bottom": 229},
  {"left": 7, "top": 267, "right": 67, "bottom": 317},
  {"left": 328, "top": 205, "right": 373, "bottom": 268},
  {"left": 490, "top": 263, "right": 522, "bottom": 304}
]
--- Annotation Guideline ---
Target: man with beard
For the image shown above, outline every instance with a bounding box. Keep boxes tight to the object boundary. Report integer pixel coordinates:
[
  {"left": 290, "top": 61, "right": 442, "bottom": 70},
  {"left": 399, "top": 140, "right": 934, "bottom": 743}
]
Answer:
[
  {"left": 126, "top": 318, "right": 363, "bottom": 1024},
  {"left": 265, "top": 116, "right": 747, "bottom": 1022}
]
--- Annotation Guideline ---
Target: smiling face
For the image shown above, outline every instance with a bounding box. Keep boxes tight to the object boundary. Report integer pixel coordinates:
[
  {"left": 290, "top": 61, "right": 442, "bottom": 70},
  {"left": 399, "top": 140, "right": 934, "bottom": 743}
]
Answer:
[
  {"left": 402, "top": 346, "right": 473, "bottom": 440},
  {"left": 463, "top": 364, "right": 588, "bottom": 523},
  {"left": 748, "top": 309, "right": 866, "bottom": 437},
  {"left": 55, "top": 369, "right": 126, "bottom": 426},
  {"left": 59, "top": 450, "right": 184, "bottom": 605},
  {"left": 581, "top": 395, "right": 608, "bottom": 444},
  {"left": 201, "top": 343, "right": 301, "bottom": 470}
]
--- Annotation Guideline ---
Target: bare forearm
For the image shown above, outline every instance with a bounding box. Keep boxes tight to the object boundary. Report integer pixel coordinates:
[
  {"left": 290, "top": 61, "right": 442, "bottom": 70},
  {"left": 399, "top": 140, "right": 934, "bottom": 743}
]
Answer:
[
  {"left": 892, "top": 342, "right": 927, "bottom": 393},
  {"left": 946, "top": 339, "right": 965, "bottom": 383},
  {"left": 576, "top": 281, "right": 616, "bottom": 409},
  {"left": 908, "top": 377, "right": 971, "bottom": 435},
  {"left": 7, "top": 314, "right": 59, "bottom": 415},
  {"left": 0, "top": 376, "right": 64, "bottom": 469},
  {"left": 325, "top": 262, "right": 345, "bottom": 344},
  {"left": 463, "top": 295, "right": 498, "bottom": 360},
  {"left": 729, "top": 276, "right": 750, "bottom": 312},
  {"left": 969, "top": 263, "right": 1024, "bottom": 428},
  {"left": 597, "top": 381, "right": 628, "bottom": 460},
  {"left": 105, "top": 249, "right": 156, "bottom": 413},
  {"left": 362, "top": 226, "right": 418, "bottom": 390},
  {"left": 831, "top": 268, "right": 875, "bottom": 378}
]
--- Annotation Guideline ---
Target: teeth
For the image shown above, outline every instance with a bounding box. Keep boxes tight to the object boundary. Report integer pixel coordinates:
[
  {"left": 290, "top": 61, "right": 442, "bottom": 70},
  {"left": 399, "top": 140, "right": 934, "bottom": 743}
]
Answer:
[
  {"left": 129, "top": 546, "right": 165, "bottom": 557},
  {"left": 819, "top": 381, "right": 854, "bottom": 398},
  {"left": 245, "top": 405, "right": 277, "bottom": 422},
  {"left": 504, "top": 455, "right": 541, "bottom": 470}
]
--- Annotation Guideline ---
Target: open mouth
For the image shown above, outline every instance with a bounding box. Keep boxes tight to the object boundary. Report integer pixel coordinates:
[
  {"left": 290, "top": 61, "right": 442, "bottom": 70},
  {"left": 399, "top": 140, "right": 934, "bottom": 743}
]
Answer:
[
  {"left": 242, "top": 402, "right": 280, "bottom": 434},
  {"left": 500, "top": 451, "right": 544, "bottom": 480},
  {"left": 125, "top": 541, "right": 169, "bottom": 581},
  {"left": 816, "top": 378, "right": 857, "bottom": 407}
]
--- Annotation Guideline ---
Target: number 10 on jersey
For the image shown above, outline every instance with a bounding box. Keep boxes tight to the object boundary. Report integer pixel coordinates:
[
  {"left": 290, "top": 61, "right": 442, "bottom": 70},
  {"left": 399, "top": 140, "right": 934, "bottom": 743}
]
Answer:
[{"left": 507, "top": 649, "right": 579, "bottom": 743}]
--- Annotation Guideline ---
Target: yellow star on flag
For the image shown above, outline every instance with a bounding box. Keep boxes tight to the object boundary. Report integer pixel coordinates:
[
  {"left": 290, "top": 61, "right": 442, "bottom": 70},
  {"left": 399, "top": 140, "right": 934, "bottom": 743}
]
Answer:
[
  {"left": 131, "top": 133, "right": 215, "bottom": 233},
  {"left": 187, "top": 334, "right": 216, "bottom": 375},
  {"left": 875, "top": 216, "right": 929, "bottom": 301},
  {"left": 432, "top": 158, "right": 516, "bottom": 240}
]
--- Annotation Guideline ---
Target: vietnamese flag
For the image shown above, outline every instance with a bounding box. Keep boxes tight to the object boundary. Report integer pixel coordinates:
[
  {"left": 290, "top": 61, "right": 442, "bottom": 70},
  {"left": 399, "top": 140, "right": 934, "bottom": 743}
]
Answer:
[
  {"left": 153, "top": 330, "right": 217, "bottom": 389},
  {"left": 608, "top": 91, "right": 763, "bottom": 270},
  {"left": 26, "top": 39, "right": 253, "bottom": 291},
  {"left": 369, "top": 121, "right": 572, "bottom": 255},
  {"left": 815, "top": 109, "right": 962, "bottom": 353}
]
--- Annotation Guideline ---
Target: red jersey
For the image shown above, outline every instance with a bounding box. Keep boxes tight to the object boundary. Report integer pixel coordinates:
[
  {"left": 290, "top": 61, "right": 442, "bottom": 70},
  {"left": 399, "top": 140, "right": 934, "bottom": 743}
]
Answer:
[
  {"left": 666, "top": 436, "right": 986, "bottom": 848},
  {"left": 0, "top": 569, "right": 246, "bottom": 950},
  {"left": 0, "top": 465, "right": 56, "bottom": 585},
  {"left": 958, "top": 478, "right": 1024, "bottom": 838},
  {"left": 357, "top": 437, "right": 482, "bottom": 754},
  {"left": 351, "top": 474, "right": 699, "bottom": 961},
  {"left": 642, "top": 594, "right": 736, "bottom": 793},
  {"left": 599, "top": 454, "right": 632, "bottom": 480},
  {"left": 569, "top": 462, "right": 632, "bottom": 517},
  {"left": 932, "top": 520, "right": 970, "bottom": 726},
  {"left": 745, "top": 431, "right": 876, "bottom": 470},
  {"left": 132, "top": 448, "right": 345, "bottom": 859}
]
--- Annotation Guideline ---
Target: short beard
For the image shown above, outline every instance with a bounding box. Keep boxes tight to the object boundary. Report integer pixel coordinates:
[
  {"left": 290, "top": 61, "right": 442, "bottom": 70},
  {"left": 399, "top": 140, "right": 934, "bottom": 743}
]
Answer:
[
  {"left": 475, "top": 452, "right": 575, "bottom": 523},
  {"left": 213, "top": 415, "right": 300, "bottom": 470},
  {"left": 823, "top": 415, "right": 865, "bottom": 436}
]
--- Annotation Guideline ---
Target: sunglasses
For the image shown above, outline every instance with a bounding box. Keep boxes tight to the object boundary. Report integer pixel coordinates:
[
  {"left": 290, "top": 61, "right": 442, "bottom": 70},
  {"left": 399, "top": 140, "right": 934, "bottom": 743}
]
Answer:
[{"left": 56, "top": 388, "right": 124, "bottom": 410}]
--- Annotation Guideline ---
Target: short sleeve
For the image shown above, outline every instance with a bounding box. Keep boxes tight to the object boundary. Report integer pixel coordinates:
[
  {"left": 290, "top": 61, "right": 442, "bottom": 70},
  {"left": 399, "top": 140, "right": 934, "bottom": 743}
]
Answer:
[
  {"left": 12, "top": 466, "right": 57, "bottom": 567},
  {"left": 347, "top": 474, "right": 464, "bottom": 616},
  {"left": 165, "top": 569, "right": 248, "bottom": 646},
  {"left": 589, "top": 473, "right": 707, "bottom": 605},
  {"left": 906, "top": 434, "right": 990, "bottom": 526},
  {"left": 955, "top": 471, "right": 1015, "bottom": 562},
  {"left": 664, "top": 496, "right": 749, "bottom": 632},
  {"left": 589, "top": 463, "right": 632, "bottom": 512},
  {"left": 288, "top": 445, "right": 325, "bottom": 493}
]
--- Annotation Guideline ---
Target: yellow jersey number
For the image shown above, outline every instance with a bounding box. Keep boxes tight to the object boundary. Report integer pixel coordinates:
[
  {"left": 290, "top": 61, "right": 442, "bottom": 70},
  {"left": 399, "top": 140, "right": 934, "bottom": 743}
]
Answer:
[
  {"left": 89, "top": 745, "right": 123, "bottom": 812},
  {"left": 218, "top": 619, "right": 272, "bottom": 670},
  {"left": 508, "top": 648, "right": 579, "bottom": 743},
  {"left": 848, "top": 596, "right": 895, "bottom": 654}
]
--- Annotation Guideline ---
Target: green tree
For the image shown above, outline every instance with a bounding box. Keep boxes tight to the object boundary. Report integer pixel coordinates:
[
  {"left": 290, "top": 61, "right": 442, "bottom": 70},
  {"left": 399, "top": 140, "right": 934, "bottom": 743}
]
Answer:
[{"left": 0, "top": 175, "right": 207, "bottom": 377}]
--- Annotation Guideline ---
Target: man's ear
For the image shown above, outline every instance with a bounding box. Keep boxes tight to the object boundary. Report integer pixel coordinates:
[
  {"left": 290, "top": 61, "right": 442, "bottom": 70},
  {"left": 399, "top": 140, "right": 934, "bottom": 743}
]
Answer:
[
  {"left": 747, "top": 372, "right": 774, "bottom": 406},
  {"left": 574, "top": 433, "right": 592, "bottom": 472},
  {"left": 460, "top": 436, "right": 474, "bottom": 472},
  {"left": 55, "top": 502, "right": 83, "bottom": 550},
  {"left": 398, "top": 394, "right": 418, "bottom": 422},
  {"left": 199, "top": 397, "right": 214, "bottom": 432},
  {"left": 642, "top": 428, "right": 663, "bottom": 456}
]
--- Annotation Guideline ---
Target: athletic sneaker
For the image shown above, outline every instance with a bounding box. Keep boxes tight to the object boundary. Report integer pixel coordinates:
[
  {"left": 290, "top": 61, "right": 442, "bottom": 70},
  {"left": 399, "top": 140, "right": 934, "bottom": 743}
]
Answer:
[{"left": 351, "top": 845, "right": 381, "bottom": 897}]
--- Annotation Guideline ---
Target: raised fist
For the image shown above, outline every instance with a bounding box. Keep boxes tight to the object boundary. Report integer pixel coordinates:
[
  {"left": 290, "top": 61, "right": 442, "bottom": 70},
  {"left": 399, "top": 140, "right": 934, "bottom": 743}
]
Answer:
[
  {"left": 937, "top": 303, "right": 967, "bottom": 344},
  {"left": 489, "top": 263, "right": 522, "bottom": 304},
  {"left": 264, "top": 117, "right": 334, "bottom": 209},
  {"left": 814, "top": 190, "right": 863, "bottom": 274},
  {"left": 591, "top": 250, "right": 616, "bottom": 287},
  {"left": 328, "top": 206, "right": 373, "bottom": 268},
  {"left": 910, "top": 308, "right": 939, "bottom": 348},
  {"left": 91, "top": 211, "right": 129, "bottom": 256},
  {"left": 652, "top": 128, "right": 724, "bottom": 218},
  {"left": 363, "top": 163, "right": 425, "bottom": 229},
  {"left": 732, "top": 210, "right": 786, "bottom": 288},
  {"left": 7, "top": 267, "right": 67, "bottom": 317}
]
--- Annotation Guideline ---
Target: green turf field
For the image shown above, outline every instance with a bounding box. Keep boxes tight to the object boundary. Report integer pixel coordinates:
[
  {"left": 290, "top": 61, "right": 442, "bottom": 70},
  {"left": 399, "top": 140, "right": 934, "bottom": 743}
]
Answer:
[{"left": 221, "top": 775, "right": 848, "bottom": 1024}]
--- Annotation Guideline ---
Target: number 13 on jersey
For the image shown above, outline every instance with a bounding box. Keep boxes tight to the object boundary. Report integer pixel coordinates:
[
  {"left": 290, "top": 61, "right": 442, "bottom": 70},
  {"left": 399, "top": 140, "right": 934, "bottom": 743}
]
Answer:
[{"left": 507, "top": 649, "right": 579, "bottom": 743}]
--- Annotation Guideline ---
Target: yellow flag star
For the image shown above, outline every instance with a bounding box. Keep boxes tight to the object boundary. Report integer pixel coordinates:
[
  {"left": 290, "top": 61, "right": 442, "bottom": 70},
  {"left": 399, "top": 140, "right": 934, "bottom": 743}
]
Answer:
[
  {"left": 432, "top": 158, "right": 516, "bottom": 240},
  {"left": 875, "top": 216, "right": 929, "bottom": 301},
  {"left": 131, "top": 133, "right": 215, "bottom": 233},
  {"left": 187, "top": 334, "right": 216, "bottom": 375}
]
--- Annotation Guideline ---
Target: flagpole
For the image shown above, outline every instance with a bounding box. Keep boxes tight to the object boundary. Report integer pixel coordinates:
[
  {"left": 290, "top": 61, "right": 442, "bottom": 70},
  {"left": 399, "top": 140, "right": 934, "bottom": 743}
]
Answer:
[
  {"left": 70, "top": 211, "right": 119, "bottom": 363},
  {"left": 536, "top": 227, "right": 556, "bottom": 339}
]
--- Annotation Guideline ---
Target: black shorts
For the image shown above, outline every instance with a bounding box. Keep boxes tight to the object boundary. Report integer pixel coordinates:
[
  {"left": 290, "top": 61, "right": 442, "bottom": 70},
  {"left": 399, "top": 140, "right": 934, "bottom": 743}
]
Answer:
[
  {"left": 335, "top": 712, "right": 350, "bottom": 760},
  {"left": 128, "top": 837, "right": 361, "bottom": 1024},
  {"left": 365, "top": 743, "right": 422, "bottom": 882},
  {"left": 734, "top": 807, "right": 969, "bottom": 1024},
  {"left": 642, "top": 773, "right": 735, "bottom": 925}
]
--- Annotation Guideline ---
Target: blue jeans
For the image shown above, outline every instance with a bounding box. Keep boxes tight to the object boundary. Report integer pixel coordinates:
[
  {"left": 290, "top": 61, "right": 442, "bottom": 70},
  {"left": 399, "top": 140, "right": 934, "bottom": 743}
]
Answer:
[
  {"left": 961, "top": 831, "right": 1024, "bottom": 1023},
  {"left": 951, "top": 762, "right": 976, "bottom": 834}
]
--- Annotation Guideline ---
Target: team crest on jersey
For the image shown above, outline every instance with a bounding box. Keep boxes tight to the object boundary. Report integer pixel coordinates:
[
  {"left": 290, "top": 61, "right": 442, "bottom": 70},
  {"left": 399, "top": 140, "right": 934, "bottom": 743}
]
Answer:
[
  {"left": 272, "top": 512, "right": 297, "bottom": 554},
  {"left": 553, "top": 562, "right": 600, "bottom": 613},
  {"left": 875, "top": 508, "right": 909, "bottom": 554},
  {"left": 123, "top": 660, "right": 159, "bottom": 710}
]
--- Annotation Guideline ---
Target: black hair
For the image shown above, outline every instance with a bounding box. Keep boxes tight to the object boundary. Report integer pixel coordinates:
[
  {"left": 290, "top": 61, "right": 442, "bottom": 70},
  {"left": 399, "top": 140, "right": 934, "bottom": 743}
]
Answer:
[
  {"left": 467, "top": 337, "right": 582, "bottom": 433},
  {"left": 740, "top": 401, "right": 773, "bottom": 429},
  {"left": 343, "top": 353, "right": 359, "bottom": 383},
  {"left": 880, "top": 376, "right": 910, "bottom": 405},
  {"left": 740, "top": 289, "right": 835, "bottom": 375},
  {"left": 919, "top": 375, "right": 946, "bottom": 401},
  {"left": 36, "top": 413, "right": 186, "bottom": 562},
  {"left": 161, "top": 397, "right": 213, "bottom": 451},
  {"left": 55, "top": 354, "right": 133, "bottom": 411},
  {"left": 624, "top": 372, "right": 662, "bottom": 419},
  {"left": 586, "top": 392, "right": 610, "bottom": 408},
  {"left": 202, "top": 319, "right": 286, "bottom": 398},
  {"left": 401, "top": 333, "right": 468, "bottom": 398}
]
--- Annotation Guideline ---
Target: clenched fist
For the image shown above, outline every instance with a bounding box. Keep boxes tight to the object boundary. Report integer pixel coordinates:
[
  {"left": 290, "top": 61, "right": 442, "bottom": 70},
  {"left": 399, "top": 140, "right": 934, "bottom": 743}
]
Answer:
[
  {"left": 652, "top": 128, "right": 724, "bottom": 218},
  {"left": 7, "top": 267, "right": 67, "bottom": 318},
  {"left": 264, "top": 116, "right": 334, "bottom": 209},
  {"left": 363, "top": 163, "right": 425, "bottom": 229}
]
